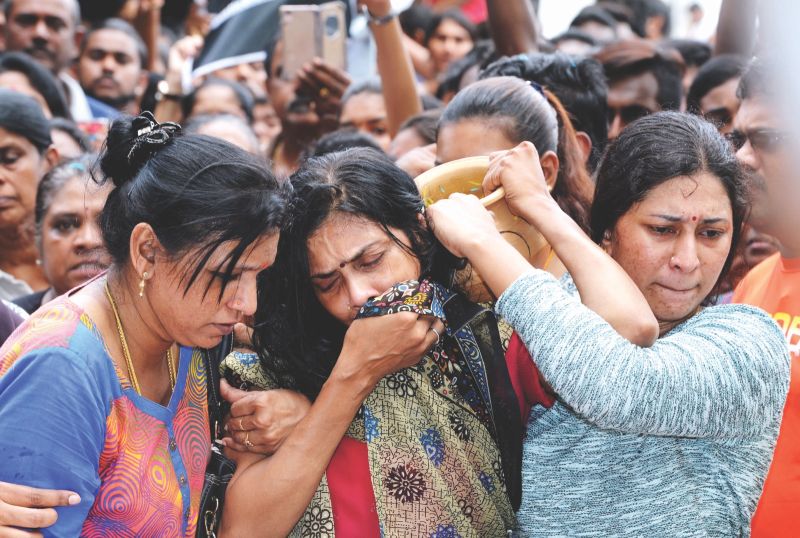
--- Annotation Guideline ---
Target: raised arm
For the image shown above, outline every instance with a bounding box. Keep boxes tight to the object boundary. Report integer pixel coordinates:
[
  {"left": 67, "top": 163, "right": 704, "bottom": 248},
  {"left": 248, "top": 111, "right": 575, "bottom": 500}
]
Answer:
[
  {"left": 220, "top": 313, "right": 442, "bottom": 537},
  {"left": 486, "top": 0, "right": 539, "bottom": 56},
  {"left": 494, "top": 270, "right": 789, "bottom": 439},
  {"left": 714, "top": 0, "right": 757, "bottom": 56},
  {"left": 361, "top": 0, "right": 423, "bottom": 137},
  {"left": 429, "top": 142, "right": 659, "bottom": 346}
]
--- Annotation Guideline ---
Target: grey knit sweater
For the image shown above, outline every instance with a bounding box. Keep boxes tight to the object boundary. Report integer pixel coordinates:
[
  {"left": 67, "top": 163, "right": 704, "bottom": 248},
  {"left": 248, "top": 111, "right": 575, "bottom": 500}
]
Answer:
[{"left": 495, "top": 271, "right": 790, "bottom": 537}]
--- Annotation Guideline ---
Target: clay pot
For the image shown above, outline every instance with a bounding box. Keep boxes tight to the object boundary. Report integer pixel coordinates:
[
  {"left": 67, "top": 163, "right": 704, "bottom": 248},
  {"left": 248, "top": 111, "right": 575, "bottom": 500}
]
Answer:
[{"left": 415, "top": 156, "right": 550, "bottom": 302}]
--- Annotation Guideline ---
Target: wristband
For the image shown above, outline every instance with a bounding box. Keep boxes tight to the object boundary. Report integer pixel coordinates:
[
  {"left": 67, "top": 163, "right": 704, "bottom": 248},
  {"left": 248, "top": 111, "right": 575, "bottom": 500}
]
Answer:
[{"left": 362, "top": 5, "right": 396, "bottom": 26}]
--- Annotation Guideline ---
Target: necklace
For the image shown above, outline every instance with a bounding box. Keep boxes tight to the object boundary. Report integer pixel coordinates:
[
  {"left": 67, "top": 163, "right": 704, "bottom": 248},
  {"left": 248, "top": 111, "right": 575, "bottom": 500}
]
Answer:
[{"left": 104, "top": 281, "right": 176, "bottom": 396}]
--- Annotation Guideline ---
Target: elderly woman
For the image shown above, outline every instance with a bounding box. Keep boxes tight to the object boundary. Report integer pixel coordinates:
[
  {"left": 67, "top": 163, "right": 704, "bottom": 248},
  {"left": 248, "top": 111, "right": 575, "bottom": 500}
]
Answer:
[
  {"left": 0, "top": 90, "right": 58, "bottom": 300},
  {"left": 427, "top": 111, "right": 790, "bottom": 535},
  {"left": 13, "top": 157, "right": 112, "bottom": 314}
]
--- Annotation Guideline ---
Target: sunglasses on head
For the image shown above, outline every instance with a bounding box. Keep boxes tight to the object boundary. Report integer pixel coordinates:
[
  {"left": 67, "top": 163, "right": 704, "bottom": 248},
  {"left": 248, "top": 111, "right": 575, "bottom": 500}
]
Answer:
[{"left": 725, "top": 128, "right": 791, "bottom": 153}]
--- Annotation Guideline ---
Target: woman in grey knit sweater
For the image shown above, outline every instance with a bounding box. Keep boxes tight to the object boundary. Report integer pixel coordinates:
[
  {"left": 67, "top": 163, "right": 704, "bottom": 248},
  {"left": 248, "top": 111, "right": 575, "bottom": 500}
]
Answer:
[{"left": 428, "top": 112, "right": 791, "bottom": 537}]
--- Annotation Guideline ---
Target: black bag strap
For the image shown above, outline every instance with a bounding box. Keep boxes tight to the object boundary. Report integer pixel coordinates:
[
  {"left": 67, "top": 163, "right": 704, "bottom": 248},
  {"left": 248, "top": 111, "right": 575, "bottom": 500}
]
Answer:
[
  {"left": 202, "top": 334, "right": 234, "bottom": 443},
  {"left": 443, "top": 293, "right": 523, "bottom": 511}
]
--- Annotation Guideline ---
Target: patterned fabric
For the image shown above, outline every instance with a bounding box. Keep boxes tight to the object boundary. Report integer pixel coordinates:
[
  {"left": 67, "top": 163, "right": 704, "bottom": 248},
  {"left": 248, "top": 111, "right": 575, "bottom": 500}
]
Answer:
[
  {"left": 498, "top": 270, "right": 790, "bottom": 537},
  {"left": 223, "top": 280, "right": 516, "bottom": 537},
  {"left": 0, "top": 297, "right": 210, "bottom": 537}
]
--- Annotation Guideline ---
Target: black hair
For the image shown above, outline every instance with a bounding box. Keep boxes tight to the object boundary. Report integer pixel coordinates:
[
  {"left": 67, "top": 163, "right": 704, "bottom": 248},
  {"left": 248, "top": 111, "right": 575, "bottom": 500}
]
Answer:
[
  {"left": 440, "top": 76, "right": 594, "bottom": 232},
  {"left": 664, "top": 39, "right": 711, "bottom": 69},
  {"left": 551, "top": 29, "right": 599, "bottom": 49},
  {"left": 421, "top": 93, "right": 444, "bottom": 110},
  {"left": 0, "top": 89, "right": 52, "bottom": 152},
  {"left": 398, "top": 109, "right": 441, "bottom": 146},
  {"left": 399, "top": 4, "right": 435, "bottom": 41},
  {"left": 0, "top": 52, "right": 71, "bottom": 119},
  {"left": 686, "top": 54, "right": 747, "bottom": 114},
  {"left": 591, "top": 111, "right": 747, "bottom": 295},
  {"left": 183, "top": 113, "right": 261, "bottom": 154},
  {"left": 182, "top": 77, "right": 255, "bottom": 124},
  {"left": 595, "top": 39, "right": 685, "bottom": 111},
  {"left": 254, "top": 147, "right": 456, "bottom": 398},
  {"left": 97, "top": 113, "right": 286, "bottom": 298},
  {"left": 571, "top": 6, "right": 618, "bottom": 38},
  {"left": 80, "top": 18, "right": 149, "bottom": 68},
  {"left": 34, "top": 154, "right": 95, "bottom": 237},
  {"left": 49, "top": 117, "right": 92, "bottom": 153},
  {"left": 737, "top": 56, "right": 774, "bottom": 102},
  {"left": 424, "top": 9, "right": 478, "bottom": 46},
  {"left": 482, "top": 53, "right": 609, "bottom": 171},
  {"left": 306, "top": 128, "right": 384, "bottom": 159},
  {"left": 341, "top": 77, "right": 382, "bottom": 107},
  {"left": 435, "top": 39, "right": 496, "bottom": 100}
]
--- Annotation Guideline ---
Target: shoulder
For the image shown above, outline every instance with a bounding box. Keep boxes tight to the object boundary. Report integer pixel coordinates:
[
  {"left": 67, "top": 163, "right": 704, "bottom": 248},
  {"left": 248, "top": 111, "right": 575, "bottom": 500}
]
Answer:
[
  {"left": 677, "top": 304, "right": 789, "bottom": 366},
  {"left": 1, "top": 298, "right": 108, "bottom": 379}
]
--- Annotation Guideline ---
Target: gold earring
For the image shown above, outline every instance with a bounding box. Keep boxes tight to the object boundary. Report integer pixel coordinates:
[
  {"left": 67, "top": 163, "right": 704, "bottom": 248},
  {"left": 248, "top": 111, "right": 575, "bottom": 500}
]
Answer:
[{"left": 139, "top": 271, "right": 148, "bottom": 297}]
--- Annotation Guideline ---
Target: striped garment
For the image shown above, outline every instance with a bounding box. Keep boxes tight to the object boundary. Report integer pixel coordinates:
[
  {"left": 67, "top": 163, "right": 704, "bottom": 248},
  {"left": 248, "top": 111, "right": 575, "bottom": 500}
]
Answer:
[
  {"left": 496, "top": 271, "right": 790, "bottom": 537},
  {"left": 0, "top": 297, "right": 210, "bottom": 537}
]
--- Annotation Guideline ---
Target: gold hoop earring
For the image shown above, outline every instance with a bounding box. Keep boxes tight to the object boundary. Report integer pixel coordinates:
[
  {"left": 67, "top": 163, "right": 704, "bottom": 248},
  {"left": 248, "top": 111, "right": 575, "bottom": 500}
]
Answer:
[{"left": 139, "top": 271, "right": 148, "bottom": 298}]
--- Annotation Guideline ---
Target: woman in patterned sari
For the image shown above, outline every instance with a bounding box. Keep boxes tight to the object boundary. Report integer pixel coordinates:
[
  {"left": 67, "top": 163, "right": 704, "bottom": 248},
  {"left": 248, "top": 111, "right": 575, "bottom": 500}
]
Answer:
[{"left": 219, "top": 147, "right": 655, "bottom": 537}]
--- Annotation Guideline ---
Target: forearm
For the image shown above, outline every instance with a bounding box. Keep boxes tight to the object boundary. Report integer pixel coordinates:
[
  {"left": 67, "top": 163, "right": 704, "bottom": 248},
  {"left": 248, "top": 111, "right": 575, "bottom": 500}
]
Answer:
[
  {"left": 486, "top": 0, "right": 539, "bottom": 55},
  {"left": 371, "top": 17, "right": 422, "bottom": 137},
  {"left": 463, "top": 198, "right": 658, "bottom": 346},
  {"left": 401, "top": 34, "right": 435, "bottom": 80},
  {"left": 519, "top": 199, "right": 658, "bottom": 346},
  {"left": 220, "top": 372, "right": 372, "bottom": 537},
  {"left": 714, "top": 0, "right": 757, "bottom": 56}
]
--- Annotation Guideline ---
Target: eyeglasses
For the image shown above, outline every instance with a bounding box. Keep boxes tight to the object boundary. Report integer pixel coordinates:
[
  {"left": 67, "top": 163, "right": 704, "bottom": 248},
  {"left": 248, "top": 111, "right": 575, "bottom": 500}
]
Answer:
[{"left": 725, "top": 128, "right": 791, "bottom": 153}]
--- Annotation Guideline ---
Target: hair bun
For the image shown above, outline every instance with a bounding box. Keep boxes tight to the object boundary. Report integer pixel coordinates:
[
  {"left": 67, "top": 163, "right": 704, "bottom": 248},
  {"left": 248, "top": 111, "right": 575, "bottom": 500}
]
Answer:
[{"left": 100, "top": 112, "right": 182, "bottom": 188}]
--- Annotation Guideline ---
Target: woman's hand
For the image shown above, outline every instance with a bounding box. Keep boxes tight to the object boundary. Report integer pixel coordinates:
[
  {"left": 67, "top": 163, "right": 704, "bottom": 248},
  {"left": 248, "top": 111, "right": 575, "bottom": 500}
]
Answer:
[
  {"left": 0, "top": 482, "right": 80, "bottom": 536},
  {"left": 221, "top": 380, "right": 311, "bottom": 456},
  {"left": 333, "top": 313, "right": 444, "bottom": 391},
  {"left": 484, "top": 141, "right": 555, "bottom": 221},
  {"left": 427, "top": 193, "right": 504, "bottom": 259}
]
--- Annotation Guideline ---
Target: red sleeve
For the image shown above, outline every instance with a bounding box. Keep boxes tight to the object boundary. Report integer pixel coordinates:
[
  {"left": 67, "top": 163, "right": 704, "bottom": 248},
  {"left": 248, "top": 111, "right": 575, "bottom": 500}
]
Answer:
[{"left": 505, "top": 332, "right": 556, "bottom": 425}]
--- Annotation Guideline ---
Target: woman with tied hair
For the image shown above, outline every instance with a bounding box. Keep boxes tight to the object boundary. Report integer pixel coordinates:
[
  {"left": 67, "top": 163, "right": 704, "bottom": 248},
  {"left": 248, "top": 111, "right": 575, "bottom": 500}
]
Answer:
[
  {"left": 0, "top": 112, "right": 434, "bottom": 535},
  {"left": 436, "top": 75, "right": 595, "bottom": 282},
  {"left": 427, "top": 111, "right": 790, "bottom": 535},
  {"left": 13, "top": 156, "right": 112, "bottom": 314},
  {"left": 0, "top": 90, "right": 59, "bottom": 301}
]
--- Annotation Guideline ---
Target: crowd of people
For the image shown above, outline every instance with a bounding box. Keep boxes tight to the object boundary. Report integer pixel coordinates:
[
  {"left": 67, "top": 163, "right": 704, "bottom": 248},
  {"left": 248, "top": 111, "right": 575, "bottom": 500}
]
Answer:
[{"left": 0, "top": 0, "right": 797, "bottom": 536}]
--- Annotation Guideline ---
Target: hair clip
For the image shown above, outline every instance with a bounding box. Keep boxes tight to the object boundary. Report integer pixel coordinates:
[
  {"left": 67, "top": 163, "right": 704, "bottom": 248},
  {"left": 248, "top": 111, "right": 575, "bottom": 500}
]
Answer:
[
  {"left": 128, "top": 112, "right": 182, "bottom": 164},
  {"left": 526, "top": 80, "right": 546, "bottom": 97}
]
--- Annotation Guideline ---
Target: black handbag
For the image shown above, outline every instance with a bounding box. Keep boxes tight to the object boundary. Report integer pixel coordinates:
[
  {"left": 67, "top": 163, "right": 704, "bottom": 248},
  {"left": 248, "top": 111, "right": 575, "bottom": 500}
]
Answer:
[{"left": 197, "top": 334, "right": 236, "bottom": 538}]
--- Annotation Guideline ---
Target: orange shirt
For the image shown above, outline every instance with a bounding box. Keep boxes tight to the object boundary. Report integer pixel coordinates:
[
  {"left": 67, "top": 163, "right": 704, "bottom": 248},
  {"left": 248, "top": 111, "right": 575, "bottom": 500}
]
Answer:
[{"left": 734, "top": 253, "right": 800, "bottom": 536}]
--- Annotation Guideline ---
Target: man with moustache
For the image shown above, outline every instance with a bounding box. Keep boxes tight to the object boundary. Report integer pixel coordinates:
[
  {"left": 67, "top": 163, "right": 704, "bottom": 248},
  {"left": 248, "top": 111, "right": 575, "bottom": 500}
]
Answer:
[
  {"left": 731, "top": 57, "right": 800, "bottom": 537},
  {"left": 76, "top": 18, "right": 148, "bottom": 118},
  {"left": 3, "top": 0, "right": 92, "bottom": 119}
]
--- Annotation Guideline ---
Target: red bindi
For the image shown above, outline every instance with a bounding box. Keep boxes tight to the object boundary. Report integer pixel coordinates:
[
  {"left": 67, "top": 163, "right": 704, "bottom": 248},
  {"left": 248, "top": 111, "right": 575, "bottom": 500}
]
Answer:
[{"left": 691, "top": 216, "right": 697, "bottom": 222}]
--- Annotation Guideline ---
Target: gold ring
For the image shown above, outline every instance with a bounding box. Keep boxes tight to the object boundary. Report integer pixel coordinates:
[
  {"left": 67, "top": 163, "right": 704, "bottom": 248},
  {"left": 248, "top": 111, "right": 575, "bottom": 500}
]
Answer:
[
  {"left": 244, "top": 431, "right": 254, "bottom": 449},
  {"left": 319, "top": 87, "right": 330, "bottom": 98},
  {"left": 431, "top": 327, "right": 441, "bottom": 345},
  {"left": 238, "top": 417, "right": 244, "bottom": 431}
]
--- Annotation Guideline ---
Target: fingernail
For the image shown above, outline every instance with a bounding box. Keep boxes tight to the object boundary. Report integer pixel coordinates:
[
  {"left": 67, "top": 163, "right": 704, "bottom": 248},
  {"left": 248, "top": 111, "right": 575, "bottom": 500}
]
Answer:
[{"left": 68, "top": 494, "right": 81, "bottom": 505}]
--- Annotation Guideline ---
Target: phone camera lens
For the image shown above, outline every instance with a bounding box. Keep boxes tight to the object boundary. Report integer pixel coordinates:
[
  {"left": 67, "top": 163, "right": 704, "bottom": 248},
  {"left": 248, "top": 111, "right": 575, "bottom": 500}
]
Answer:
[{"left": 325, "top": 15, "right": 339, "bottom": 37}]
